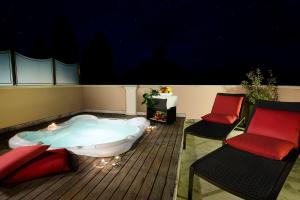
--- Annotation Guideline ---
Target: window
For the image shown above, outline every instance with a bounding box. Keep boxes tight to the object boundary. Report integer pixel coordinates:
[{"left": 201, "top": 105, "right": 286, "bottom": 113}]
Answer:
[
  {"left": 15, "top": 53, "right": 53, "bottom": 85},
  {"left": 0, "top": 51, "right": 13, "bottom": 86},
  {"left": 55, "top": 60, "right": 78, "bottom": 84}
]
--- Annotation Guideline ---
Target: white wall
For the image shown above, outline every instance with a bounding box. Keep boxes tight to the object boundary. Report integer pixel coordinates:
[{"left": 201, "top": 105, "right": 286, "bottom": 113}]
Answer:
[{"left": 1, "top": 85, "right": 300, "bottom": 130}]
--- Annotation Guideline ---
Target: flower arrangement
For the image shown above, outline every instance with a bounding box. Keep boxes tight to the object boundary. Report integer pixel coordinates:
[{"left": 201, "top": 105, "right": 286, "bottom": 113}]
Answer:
[
  {"left": 241, "top": 68, "right": 278, "bottom": 105},
  {"left": 159, "top": 86, "right": 172, "bottom": 94},
  {"left": 142, "top": 86, "right": 173, "bottom": 108}
]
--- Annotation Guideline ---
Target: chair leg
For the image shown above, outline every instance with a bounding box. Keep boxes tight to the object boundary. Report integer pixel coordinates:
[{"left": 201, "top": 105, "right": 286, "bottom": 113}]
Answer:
[
  {"left": 188, "top": 167, "right": 194, "bottom": 200},
  {"left": 183, "top": 132, "right": 187, "bottom": 149}
]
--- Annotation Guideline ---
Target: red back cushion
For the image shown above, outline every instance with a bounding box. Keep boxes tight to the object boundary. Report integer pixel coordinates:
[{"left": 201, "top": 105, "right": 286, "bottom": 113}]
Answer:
[
  {"left": 211, "top": 95, "right": 244, "bottom": 117},
  {"left": 0, "top": 145, "right": 50, "bottom": 181},
  {"left": 202, "top": 113, "right": 238, "bottom": 125},
  {"left": 226, "top": 133, "right": 295, "bottom": 160},
  {"left": 247, "top": 107, "right": 300, "bottom": 148},
  {"left": 4, "top": 148, "right": 72, "bottom": 184}
]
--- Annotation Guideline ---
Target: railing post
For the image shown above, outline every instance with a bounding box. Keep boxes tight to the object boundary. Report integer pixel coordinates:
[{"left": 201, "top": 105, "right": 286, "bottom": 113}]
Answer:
[
  {"left": 52, "top": 58, "right": 56, "bottom": 85},
  {"left": 77, "top": 63, "right": 80, "bottom": 84},
  {"left": 10, "top": 50, "right": 17, "bottom": 85}
]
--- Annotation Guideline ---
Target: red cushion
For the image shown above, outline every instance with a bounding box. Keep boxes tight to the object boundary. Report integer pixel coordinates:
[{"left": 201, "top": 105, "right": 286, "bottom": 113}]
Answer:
[
  {"left": 0, "top": 145, "right": 50, "bottom": 181},
  {"left": 202, "top": 113, "right": 238, "bottom": 125},
  {"left": 226, "top": 134, "right": 295, "bottom": 160},
  {"left": 247, "top": 107, "right": 300, "bottom": 148},
  {"left": 4, "top": 148, "right": 72, "bottom": 184},
  {"left": 211, "top": 95, "right": 244, "bottom": 116}
]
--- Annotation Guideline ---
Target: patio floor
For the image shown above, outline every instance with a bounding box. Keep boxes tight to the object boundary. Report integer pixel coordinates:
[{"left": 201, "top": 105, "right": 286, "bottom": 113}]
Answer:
[
  {"left": 0, "top": 114, "right": 184, "bottom": 200},
  {"left": 2, "top": 115, "right": 299, "bottom": 200},
  {"left": 177, "top": 120, "right": 300, "bottom": 200}
]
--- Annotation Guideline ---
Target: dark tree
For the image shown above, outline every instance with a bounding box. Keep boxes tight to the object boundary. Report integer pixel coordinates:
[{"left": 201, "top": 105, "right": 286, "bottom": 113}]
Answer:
[
  {"left": 0, "top": 5, "right": 16, "bottom": 51},
  {"left": 51, "top": 16, "right": 78, "bottom": 63},
  {"left": 29, "top": 33, "right": 50, "bottom": 58},
  {"left": 122, "top": 43, "right": 187, "bottom": 84},
  {"left": 80, "top": 32, "right": 114, "bottom": 84}
]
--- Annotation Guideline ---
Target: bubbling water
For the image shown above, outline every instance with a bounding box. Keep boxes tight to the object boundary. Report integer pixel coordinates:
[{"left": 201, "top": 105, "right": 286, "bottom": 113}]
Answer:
[{"left": 9, "top": 115, "right": 150, "bottom": 157}]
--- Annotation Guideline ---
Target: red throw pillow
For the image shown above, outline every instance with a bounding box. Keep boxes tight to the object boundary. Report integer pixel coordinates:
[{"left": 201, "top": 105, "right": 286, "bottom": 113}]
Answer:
[
  {"left": 4, "top": 148, "right": 72, "bottom": 184},
  {"left": 247, "top": 107, "right": 300, "bottom": 148},
  {"left": 202, "top": 113, "right": 238, "bottom": 125},
  {"left": 0, "top": 145, "right": 50, "bottom": 181},
  {"left": 211, "top": 95, "right": 244, "bottom": 116},
  {"left": 226, "top": 133, "right": 295, "bottom": 160}
]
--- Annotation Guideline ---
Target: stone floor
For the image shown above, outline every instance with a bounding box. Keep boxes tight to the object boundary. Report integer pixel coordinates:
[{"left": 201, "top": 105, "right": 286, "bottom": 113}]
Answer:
[{"left": 177, "top": 120, "right": 300, "bottom": 200}]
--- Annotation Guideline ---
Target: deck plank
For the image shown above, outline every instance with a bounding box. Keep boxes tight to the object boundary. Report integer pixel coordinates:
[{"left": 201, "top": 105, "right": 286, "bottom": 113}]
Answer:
[
  {"left": 148, "top": 120, "right": 183, "bottom": 200},
  {"left": 11, "top": 158, "right": 94, "bottom": 200},
  {"left": 0, "top": 157, "right": 87, "bottom": 200},
  {"left": 71, "top": 123, "right": 163, "bottom": 200},
  {"left": 0, "top": 115, "right": 184, "bottom": 200},
  {"left": 42, "top": 157, "right": 100, "bottom": 200},
  {"left": 104, "top": 123, "right": 170, "bottom": 200},
  {"left": 33, "top": 157, "right": 98, "bottom": 200},
  {"left": 121, "top": 121, "right": 179, "bottom": 200},
  {"left": 162, "top": 119, "right": 184, "bottom": 200},
  {"left": 16, "top": 156, "right": 90, "bottom": 200},
  {"left": 135, "top": 120, "right": 179, "bottom": 200},
  {"left": 96, "top": 126, "right": 166, "bottom": 200},
  {"left": 84, "top": 124, "right": 167, "bottom": 200}
]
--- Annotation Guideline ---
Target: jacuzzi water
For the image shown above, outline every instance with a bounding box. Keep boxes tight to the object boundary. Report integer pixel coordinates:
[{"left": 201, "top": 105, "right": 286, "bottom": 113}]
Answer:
[{"left": 9, "top": 115, "right": 150, "bottom": 157}]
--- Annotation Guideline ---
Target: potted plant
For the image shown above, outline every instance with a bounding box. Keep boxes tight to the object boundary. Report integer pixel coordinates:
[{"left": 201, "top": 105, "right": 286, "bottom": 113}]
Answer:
[
  {"left": 142, "top": 86, "right": 174, "bottom": 122},
  {"left": 142, "top": 88, "right": 160, "bottom": 108},
  {"left": 141, "top": 86, "right": 173, "bottom": 108},
  {"left": 241, "top": 68, "right": 278, "bottom": 121}
]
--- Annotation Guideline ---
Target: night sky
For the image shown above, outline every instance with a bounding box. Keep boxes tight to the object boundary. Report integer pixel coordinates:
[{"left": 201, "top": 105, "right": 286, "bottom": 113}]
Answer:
[{"left": 0, "top": 0, "right": 300, "bottom": 85}]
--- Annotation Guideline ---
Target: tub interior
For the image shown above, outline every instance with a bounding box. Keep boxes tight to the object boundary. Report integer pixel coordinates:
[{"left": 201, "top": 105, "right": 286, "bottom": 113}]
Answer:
[{"left": 18, "top": 115, "right": 140, "bottom": 148}]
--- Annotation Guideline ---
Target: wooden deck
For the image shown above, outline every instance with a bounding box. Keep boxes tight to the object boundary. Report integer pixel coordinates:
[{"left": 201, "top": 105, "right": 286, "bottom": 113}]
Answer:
[{"left": 0, "top": 115, "right": 184, "bottom": 200}]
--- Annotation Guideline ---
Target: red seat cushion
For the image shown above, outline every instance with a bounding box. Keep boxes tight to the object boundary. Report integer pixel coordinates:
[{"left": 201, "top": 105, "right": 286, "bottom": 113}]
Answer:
[
  {"left": 202, "top": 113, "right": 238, "bottom": 125},
  {"left": 226, "top": 134, "right": 295, "bottom": 160},
  {"left": 0, "top": 145, "right": 50, "bottom": 181},
  {"left": 247, "top": 107, "right": 300, "bottom": 148},
  {"left": 211, "top": 95, "right": 244, "bottom": 116},
  {"left": 4, "top": 148, "right": 72, "bottom": 184}
]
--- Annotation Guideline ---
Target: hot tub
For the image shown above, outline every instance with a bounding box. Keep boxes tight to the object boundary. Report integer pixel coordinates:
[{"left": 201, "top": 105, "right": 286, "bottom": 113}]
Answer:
[{"left": 9, "top": 115, "right": 150, "bottom": 157}]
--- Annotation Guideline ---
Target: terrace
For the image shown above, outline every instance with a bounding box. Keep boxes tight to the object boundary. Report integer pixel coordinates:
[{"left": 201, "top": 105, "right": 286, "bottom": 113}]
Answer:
[
  {"left": 1, "top": 1, "right": 300, "bottom": 198},
  {"left": 0, "top": 83, "right": 300, "bottom": 200}
]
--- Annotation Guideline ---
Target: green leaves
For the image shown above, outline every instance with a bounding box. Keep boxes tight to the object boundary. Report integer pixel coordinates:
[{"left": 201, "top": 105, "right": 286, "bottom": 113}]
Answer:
[
  {"left": 142, "top": 88, "right": 160, "bottom": 108},
  {"left": 241, "top": 68, "right": 278, "bottom": 105}
]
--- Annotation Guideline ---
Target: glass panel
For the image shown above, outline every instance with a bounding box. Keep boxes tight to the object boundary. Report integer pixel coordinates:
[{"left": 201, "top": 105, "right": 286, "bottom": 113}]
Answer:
[
  {"left": 55, "top": 60, "right": 78, "bottom": 84},
  {"left": 15, "top": 53, "right": 53, "bottom": 84},
  {"left": 0, "top": 51, "right": 12, "bottom": 85}
]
